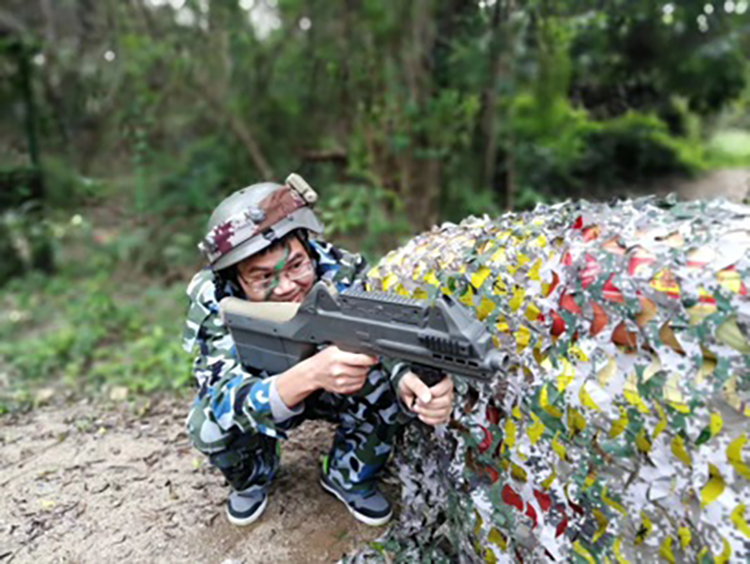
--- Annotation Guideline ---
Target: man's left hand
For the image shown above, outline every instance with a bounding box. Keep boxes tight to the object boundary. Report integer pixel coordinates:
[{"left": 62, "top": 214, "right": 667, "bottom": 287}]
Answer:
[{"left": 398, "top": 372, "right": 454, "bottom": 426}]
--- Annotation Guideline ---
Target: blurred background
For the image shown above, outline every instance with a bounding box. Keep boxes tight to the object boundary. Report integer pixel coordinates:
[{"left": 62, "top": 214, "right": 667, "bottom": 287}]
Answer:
[{"left": 1, "top": 0, "right": 749, "bottom": 405}]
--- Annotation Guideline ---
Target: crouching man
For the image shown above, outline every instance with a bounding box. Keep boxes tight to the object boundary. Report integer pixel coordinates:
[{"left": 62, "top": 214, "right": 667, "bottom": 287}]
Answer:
[{"left": 183, "top": 175, "right": 454, "bottom": 526}]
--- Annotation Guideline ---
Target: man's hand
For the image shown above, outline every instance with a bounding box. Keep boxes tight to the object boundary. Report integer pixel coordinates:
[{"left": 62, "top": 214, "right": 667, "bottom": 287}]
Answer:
[
  {"left": 398, "top": 372, "right": 454, "bottom": 426},
  {"left": 307, "top": 346, "right": 378, "bottom": 395},
  {"left": 276, "top": 346, "right": 377, "bottom": 409}
]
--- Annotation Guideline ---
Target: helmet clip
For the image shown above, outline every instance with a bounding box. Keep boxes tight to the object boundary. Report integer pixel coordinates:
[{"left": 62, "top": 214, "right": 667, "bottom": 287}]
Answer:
[{"left": 286, "top": 173, "right": 318, "bottom": 205}]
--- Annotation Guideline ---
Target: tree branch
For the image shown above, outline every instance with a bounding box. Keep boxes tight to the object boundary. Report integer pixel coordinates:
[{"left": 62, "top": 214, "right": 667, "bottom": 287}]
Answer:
[{"left": 191, "top": 74, "right": 275, "bottom": 180}]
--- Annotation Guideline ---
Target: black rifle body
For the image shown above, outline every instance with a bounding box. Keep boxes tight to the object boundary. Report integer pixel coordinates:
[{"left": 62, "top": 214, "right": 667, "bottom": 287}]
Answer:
[{"left": 220, "top": 283, "right": 507, "bottom": 386}]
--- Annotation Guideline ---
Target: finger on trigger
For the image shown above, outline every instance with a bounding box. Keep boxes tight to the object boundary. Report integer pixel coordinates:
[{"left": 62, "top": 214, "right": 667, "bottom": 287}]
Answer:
[{"left": 341, "top": 352, "right": 378, "bottom": 366}]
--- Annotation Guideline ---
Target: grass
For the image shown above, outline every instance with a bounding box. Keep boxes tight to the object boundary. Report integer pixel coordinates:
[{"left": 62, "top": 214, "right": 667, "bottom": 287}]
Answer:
[
  {"left": 705, "top": 128, "right": 750, "bottom": 168},
  {"left": 0, "top": 232, "right": 195, "bottom": 413}
]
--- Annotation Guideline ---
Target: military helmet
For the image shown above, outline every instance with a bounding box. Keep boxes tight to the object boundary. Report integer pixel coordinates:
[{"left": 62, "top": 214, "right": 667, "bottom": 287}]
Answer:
[{"left": 200, "top": 173, "right": 324, "bottom": 271}]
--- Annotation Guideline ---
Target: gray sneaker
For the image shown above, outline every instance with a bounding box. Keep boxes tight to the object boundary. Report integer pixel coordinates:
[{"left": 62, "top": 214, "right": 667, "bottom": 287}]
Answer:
[
  {"left": 319, "top": 470, "right": 392, "bottom": 526},
  {"left": 226, "top": 484, "right": 268, "bottom": 526}
]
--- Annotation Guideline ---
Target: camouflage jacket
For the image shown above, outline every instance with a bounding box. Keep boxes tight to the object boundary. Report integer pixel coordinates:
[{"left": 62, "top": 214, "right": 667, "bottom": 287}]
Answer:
[{"left": 183, "top": 239, "right": 404, "bottom": 440}]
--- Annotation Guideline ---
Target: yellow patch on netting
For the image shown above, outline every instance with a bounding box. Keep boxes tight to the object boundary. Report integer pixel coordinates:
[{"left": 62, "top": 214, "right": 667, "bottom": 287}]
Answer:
[
  {"left": 642, "top": 357, "right": 661, "bottom": 382},
  {"left": 624, "top": 373, "right": 650, "bottom": 414},
  {"left": 567, "top": 407, "right": 586, "bottom": 436},
  {"left": 671, "top": 435, "right": 692, "bottom": 467},
  {"left": 663, "top": 373, "right": 690, "bottom": 413},
  {"left": 540, "top": 384, "right": 563, "bottom": 419},
  {"left": 524, "top": 303, "right": 541, "bottom": 322},
  {"left": 700, "top": 463, "right": 725, "bottom": 508},
  {"left": 568, "top": 345, "right": 589, "bottom": 362},
  {"left": 556, "top": 358, "right": 575, "bottom": 392},
  {"left": 652, "top": 401, "right": 667, "bottom": 439},
  {"left": 723, "top": 375, "right": 750, "bottom": 417},
  {"left": 541, "top": 467, "right": 557, "bottom": 490},
  {"left": 650, "top": 268, "right": 681, "bottom": 296},
  {"left": 508, "top": 287, "right": 525, "bottom": 312},
  {"left": 412, "top": 287, "right": 429, "bottom": 300},
  {"left": 528, "top": 412, "right": 545, "bottom": 444},
  {"left": 527, "top": 259, "right": 542, "bottom": 281},
  {"left": 730, "top": 504, "right": 750, "bottom": 538},
  {"left": 609, "top": 407, "right": 628, "bottom": 439},
  {"left": 601, "top": 486, "right": 627, "bottom": 516},
  {"left": 515, "top": 326, "right": 531, "bottom": 350},
  {"left": 470, "top": 266, "right": 493, "bottom": 288},
  {"left": 422, "top": 270, "right": 440, "bottom": 287},
  {"left": 717, "top": 269, "right": 743, "bottom": 294},
  {"left": 492, "top": 279, "right": 507, "bottom": 296},
  {"left": 579, "top": 383, "right": 601, "bottom": 411},
  {"left": 382, "top": 273, "right": 399, "bottom": 291},
  {"left": 489, "top": 247, "right": 507, "bottom": 264},
  {"left": 727, "top": 434, "right": 750, "bottom": 480},
  {"left": 475, "top": 298, "right": 497, "bottom": 321},
  {"left": 597, "top": 356, "right": 617, "bottom": 387},
  {"left": 551, "top": 431, "right": 567, "bottom": 461}
]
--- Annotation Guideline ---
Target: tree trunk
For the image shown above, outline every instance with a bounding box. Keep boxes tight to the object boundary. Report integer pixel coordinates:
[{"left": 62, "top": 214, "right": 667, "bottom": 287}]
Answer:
[{"left": 401, "top": 0, "right": 442, "bottom": 231}]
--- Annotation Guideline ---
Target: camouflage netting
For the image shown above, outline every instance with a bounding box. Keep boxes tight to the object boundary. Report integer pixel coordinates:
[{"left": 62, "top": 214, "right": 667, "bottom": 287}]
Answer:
[{"left": 349, "top": 197, "right": 750, "bottom": 563}]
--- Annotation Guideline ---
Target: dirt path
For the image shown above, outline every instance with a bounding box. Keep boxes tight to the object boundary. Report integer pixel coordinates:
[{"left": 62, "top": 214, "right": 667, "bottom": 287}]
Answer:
[
  {"left": 0, "top": 397, "right": 389, "bottom": 564},
  {"left": 634, "top": 167, "right": 749, "bottom": 202}
]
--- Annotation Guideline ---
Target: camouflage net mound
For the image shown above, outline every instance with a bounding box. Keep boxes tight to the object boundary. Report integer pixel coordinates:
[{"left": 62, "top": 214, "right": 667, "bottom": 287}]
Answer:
[{"left": 351, "top": 197, "right": 750, "bottom": 563}]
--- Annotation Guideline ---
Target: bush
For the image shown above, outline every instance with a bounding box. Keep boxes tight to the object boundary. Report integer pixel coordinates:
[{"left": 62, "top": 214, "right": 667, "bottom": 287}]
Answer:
[
  {"left": 0, "top": 273, "right": 192, "bottom": 400},
  {"left": 41, "top": 156, "right": 105, "bottom": 208},
  {"left": 571, "top": 112, "right": 703, "bottom": 189},
  {"left": 509, "top": 94, "right": 704, "bottom": 203}
]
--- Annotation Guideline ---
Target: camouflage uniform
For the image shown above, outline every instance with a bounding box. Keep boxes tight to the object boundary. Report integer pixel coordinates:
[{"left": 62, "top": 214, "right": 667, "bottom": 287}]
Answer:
[{"left": 183, "top": 239, "right": 408, "bottom": 493}]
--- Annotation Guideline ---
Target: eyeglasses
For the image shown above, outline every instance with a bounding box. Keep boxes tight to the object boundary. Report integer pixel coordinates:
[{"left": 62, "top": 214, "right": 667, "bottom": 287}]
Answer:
[{"left": 240, "top": 257, "right": 315, "bottom": 297}]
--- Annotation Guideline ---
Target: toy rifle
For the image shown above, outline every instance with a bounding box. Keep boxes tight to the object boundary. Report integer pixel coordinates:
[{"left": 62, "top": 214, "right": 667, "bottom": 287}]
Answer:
[{"left": 219, "top": 282, "right": 508, "bottom": 386}]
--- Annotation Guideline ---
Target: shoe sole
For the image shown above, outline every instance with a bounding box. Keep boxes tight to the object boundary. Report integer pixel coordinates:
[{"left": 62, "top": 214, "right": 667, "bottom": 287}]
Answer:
[
  {"left": 319, "top": 478, "right": 392, "bottom": 527},
  {"left": 226, "top": 495, "right": 268, "bottom": 527}
]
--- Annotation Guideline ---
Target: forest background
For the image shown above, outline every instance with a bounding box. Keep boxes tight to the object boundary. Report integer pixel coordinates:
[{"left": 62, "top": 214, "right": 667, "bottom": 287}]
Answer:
[{"left": 1, "top": 0, "right": 749, "bottom": 409}]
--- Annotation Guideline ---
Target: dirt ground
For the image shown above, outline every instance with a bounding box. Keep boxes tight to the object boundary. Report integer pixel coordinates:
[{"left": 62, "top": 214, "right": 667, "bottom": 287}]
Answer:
[
  {"left": 0, "top": 396, "right": 392, "bottom": 564},
  {"left": 1, "top": 169, "right": 748, "bottom": 564},
  {"left": 632, "top": 167, "right": 749, "bottom": 202}
]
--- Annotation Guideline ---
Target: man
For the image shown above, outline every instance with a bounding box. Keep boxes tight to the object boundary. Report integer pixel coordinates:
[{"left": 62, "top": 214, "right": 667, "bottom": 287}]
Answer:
[{"left": 183, "top": 174, "right": 454, "bottom": 527}]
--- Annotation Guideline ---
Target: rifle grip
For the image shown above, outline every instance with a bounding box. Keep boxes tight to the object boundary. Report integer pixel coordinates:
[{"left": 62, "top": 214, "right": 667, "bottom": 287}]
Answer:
[{"left": 411, "top": 364, "right": 445, "bottom": 388}]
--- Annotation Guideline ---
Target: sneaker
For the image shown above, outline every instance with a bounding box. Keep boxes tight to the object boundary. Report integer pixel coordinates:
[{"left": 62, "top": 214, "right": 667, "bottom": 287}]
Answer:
[
  {"left": 226, "top": 484, "right": 268, "bottom": 526},
  {"left": 319, "top": 471, "right": 392, "bottom": 527}
]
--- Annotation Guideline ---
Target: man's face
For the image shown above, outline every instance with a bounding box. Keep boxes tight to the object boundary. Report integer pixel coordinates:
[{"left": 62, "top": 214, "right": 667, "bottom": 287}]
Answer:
[{"left": 236, "top": 237, "right": 315, "bottom": 303}]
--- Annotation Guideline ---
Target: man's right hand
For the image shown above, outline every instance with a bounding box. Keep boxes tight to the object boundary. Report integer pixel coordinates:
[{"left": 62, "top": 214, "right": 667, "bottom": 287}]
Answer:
[
  {"left": 307, "top": 346, "right": 378, "bottom": 395},
  {"left": 276, "top": 346, "right": 378, "bottom": 409}
]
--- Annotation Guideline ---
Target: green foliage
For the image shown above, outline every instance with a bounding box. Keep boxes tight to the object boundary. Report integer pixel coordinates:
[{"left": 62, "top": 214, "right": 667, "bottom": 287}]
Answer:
[
  {"left": 567, "top": 2, "right": 748, "bottom": 119},
  {"left": 705, "top": 129, "right": 750, "bottom": 168},
  {"left": 571, "top": 112, "right": 704, "bottom": 187},
  {"left": 0, "top": 166, "right": 42, "bottom": 210},
  {"left": 318, "top": 179, "right": 411, "bottom": 259},
  {"left": 156, "top": 135, "right": 254, "bottom": 215},
  {"left": 510, "top": 92, "right": 704, "bottom": 201},
  {"left": 0, "top": 272, "right": 192, "bottom": 401},
  {"left": 41, "top": 156, "right": 104, "bottom": 208},
  {"left": 0, "top": 220, "right": 24, "bottom": 287}
]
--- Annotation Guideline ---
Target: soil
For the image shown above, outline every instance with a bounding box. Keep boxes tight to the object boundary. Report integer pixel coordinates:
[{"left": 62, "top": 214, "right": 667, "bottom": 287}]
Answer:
[
  {"left": 630, "top": 167, "right": 749, "bottom": 202},
  {"left": 1, "top": 168, "right": 747, "bottom": 564},
  {"left": 0, "top": 396, "right": 392, "bottom": 564}
]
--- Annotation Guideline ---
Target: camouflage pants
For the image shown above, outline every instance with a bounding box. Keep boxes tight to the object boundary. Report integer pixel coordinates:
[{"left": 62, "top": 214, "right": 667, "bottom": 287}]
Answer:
[{"left": 187, "top": 368, "right": 403, "bottom": 492}]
